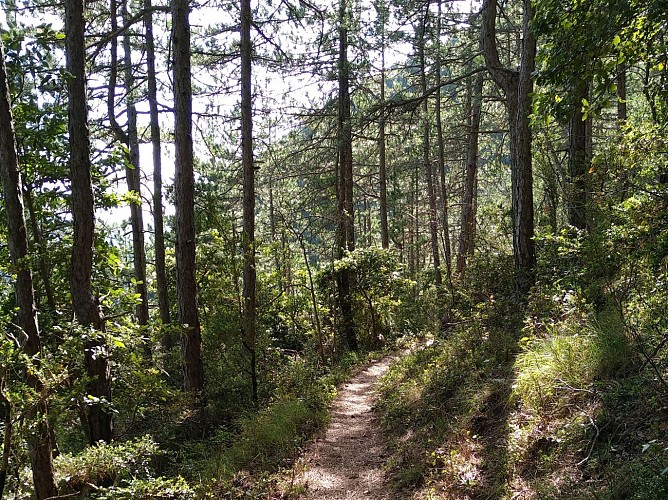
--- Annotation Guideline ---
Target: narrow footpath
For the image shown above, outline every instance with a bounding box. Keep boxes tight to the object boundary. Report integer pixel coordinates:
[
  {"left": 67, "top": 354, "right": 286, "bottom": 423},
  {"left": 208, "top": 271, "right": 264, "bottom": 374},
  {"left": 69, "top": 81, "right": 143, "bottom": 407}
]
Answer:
[{"left": 298, "top": 356, "right": 396, "bottom": 499}]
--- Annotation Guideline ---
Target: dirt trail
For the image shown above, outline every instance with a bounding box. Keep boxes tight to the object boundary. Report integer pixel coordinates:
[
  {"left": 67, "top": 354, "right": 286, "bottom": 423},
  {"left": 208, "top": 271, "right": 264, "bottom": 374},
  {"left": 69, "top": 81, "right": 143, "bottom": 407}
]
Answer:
[{"left": 298, "top": 356, "right": 396, "bottom": 499}]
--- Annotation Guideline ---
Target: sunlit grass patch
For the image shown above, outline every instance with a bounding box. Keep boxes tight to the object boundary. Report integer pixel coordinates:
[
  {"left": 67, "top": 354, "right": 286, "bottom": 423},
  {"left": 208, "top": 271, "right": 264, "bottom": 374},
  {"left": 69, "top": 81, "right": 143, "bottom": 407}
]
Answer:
[{"left": 513, "top": 309, "right": 633, "bottom": 416}]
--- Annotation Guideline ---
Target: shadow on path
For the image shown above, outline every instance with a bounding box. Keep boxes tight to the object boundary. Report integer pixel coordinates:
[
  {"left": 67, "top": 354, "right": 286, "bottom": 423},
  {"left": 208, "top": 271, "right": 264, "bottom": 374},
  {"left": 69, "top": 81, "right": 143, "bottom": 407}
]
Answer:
[{"left": 299, "top": 357, "right": 397, "bottom": 499}]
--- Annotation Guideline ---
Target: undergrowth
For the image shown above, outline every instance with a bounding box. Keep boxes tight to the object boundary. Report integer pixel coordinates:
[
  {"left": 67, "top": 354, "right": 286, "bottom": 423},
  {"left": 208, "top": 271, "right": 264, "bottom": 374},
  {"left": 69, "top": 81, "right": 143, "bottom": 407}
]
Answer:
[
  {"left": 42, "top": 349, "right": 386, "bottom": 499},
  {"left": 376, "top": 251, "right": 668, "bottom": 499}
]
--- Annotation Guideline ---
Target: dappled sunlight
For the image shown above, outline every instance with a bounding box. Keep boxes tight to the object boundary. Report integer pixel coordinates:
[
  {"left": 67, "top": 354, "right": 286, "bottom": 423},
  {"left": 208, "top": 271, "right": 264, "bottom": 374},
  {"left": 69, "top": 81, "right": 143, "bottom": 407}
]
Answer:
[{"left": 301, "top": 356, "right": 397, "bottom": 499}]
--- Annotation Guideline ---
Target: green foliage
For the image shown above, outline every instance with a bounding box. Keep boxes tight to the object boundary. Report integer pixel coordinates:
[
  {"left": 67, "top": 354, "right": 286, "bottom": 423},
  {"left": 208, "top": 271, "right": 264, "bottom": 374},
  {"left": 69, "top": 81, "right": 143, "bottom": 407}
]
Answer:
[
  {"left": 3, "top": 0, "right": 667, "bottom": 497},
  {"left": 211, "top": 398, "right": 313, "bottom": 476},
  {"left": 514, "top": 306, "right": 633, "bottom": 414},
  {"left": 318, "top": 248, "right": 417, "bottom": 350},
  {"left": 605, "top": 442, "right": 668, "bottom": 499},
  {"left": 54, "top": 436, "right": 161, "bottom": 492},
  {"left": 533, "top": 0, "right": 668, "bottom": 123},
  {"left": 533, "top": 0, "right": 630, "bottom": 117},
  {"left": 376, "top": 251, "right": 524, "bottom": 493},
  {"left": 96, "top": 476, "right": 195, "bottom": 500}
]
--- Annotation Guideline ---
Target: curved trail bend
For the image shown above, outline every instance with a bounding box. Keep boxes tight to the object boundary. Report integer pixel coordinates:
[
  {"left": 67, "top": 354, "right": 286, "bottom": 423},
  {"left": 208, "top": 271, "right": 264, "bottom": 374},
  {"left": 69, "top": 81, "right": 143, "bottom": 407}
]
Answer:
[{"left": 298, "top": 355, "right": 397, "bottom": 499}]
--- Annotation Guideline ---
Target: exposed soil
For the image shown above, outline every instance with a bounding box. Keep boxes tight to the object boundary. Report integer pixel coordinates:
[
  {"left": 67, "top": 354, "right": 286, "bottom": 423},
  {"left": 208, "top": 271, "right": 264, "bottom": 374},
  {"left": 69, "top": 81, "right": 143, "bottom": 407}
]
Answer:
[{"left": 297, "top": 356, "right": 396, "bottom": 499}]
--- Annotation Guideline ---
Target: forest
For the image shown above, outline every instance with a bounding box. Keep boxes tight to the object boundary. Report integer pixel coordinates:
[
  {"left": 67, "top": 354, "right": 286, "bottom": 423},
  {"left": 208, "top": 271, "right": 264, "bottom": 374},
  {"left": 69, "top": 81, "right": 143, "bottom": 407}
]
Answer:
[{"left": 0, "top": 0, "right": 667, "bottom": 498}]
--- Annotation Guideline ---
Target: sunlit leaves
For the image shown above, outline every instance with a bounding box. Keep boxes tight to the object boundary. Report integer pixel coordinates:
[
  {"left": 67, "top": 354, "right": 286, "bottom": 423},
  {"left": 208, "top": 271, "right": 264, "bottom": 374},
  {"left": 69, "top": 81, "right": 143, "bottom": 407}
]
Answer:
[{"left": 533, "top": 0, "right": 668, "bottom": 123}]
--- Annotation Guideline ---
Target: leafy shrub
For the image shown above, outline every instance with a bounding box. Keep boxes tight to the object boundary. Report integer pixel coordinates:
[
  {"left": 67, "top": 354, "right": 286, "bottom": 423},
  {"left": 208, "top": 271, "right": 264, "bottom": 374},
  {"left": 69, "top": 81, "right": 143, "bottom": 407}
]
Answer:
[
  {"left": 318, "top": 248, "right": 416, "bottom": 350},
  {"left": 55, "top": 436, "right": 162, "bottom": 492},
  {"left": 95, "top": 476, "right": 195, "bottom": 499}
]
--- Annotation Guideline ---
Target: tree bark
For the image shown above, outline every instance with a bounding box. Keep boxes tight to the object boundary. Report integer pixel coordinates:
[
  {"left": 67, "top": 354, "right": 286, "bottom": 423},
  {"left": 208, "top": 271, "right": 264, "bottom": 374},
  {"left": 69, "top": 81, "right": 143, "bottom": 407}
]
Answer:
[
  {"left": 617, "top": 64, "right": 627, "bottom": 125},
  {"left": 481, "top": 0, "right": 536, "bottom": 293},
  {"left": 108, "top": 0, "right": 150, "bottom": 333},
  {"left": 24, "top": 184, "right": 57, "bottom": 316},
  {"left": 379, "top": 97, "right": 389, "bottom": 249},
  {"left": 0, "top": 383, "right": 11, "bottom": 499},
  {"left": 0, "top": 36, "right": 58, "bottom": 500},
  {"left": 121, "top": 0, "right": 150, "bottom": 334},
  {"left": 336, "top": 0, "right": 357, "bottom": 352},
  {"left": 297, "top": 234, "right": 326, "bottom": 365},
  {"left": 240, "top": 0, "right": 258, "bottom": 407},
  {"left": 65, "top": 0, "right": 113, "bottom": 444},
  {"left": 617, "top": 64, "right": 629, "bottom": 199},
  {"left": 434, "top": 0, "right": 452, "bottom": 281},
  {"left": 457, "top": 71, "right": 484, "bottom": 274},
  {"left": 418, "top": 8, "right": 442, "bottom": 287},
  {"left": 145, "top": 0, "right": 171, "bottom": 328},
  {"left": 567, "top": 86, "right": 589, "bottom": 230},
  {"left": 172, "top": 0, "right": 204, "bottom": 393},
  {"left": 378, "top": 2, "right": 389, "bottom": 250}
]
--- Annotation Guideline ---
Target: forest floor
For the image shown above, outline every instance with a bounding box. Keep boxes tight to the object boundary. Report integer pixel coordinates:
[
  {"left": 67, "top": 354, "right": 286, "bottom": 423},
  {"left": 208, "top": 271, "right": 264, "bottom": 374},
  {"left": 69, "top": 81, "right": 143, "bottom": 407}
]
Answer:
[{"left": 293, "top": 355, "right": 398, "bottom": 499}]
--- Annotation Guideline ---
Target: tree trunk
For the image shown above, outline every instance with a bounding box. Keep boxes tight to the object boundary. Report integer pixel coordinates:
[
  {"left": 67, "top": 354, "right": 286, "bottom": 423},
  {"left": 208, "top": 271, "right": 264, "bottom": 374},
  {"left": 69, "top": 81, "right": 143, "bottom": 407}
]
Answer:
[
  {"left": 567, "top": 85, "right": 589, "bottom": 230},
  {"left": 24, "top": 184, "right": 57, "bottom": 316},
  {"left": 434, "top": 0, "right": 452, "bottom": 281},
  {"left": 457, "top": 72, "right": 484, "bottom": 274},
  {"left": 481, "top": 0, "right": 536, "bottom": 293},
  {"left": 145, "top": 0, "right": 171, "bottom": 328},
  {"left": 268, "top": 176, "right": 286, "bottom": 293},
  {"left": 298, "top": 235, "right": 326, "bottom": 365},
  {"left": 617, "top": 64, "right": 629, "bottom": 199},
  {"left": 410, "top": 161, "right": 420, "bottom": 278},
  {"left": 418, "top": 9, "right": 442, "bottom": 287},
  {"left": 240, "top": 0, "right": 258, "bottom": 407},
  {"left": 617, "top": 64, "right": 627, "bottom": 125},
  {"left": 121, "top": 0, "right": 150, "bottom": 334},
  {"left": 65, "top": 0, "right": 113, "bottom": 444},
  {"left": 336, "top": 0, "right": 357, "bottom": 352},
  {"left": 378, "top": 3, "right": 389, "bottom": 250},
  {"left": 0, "top": 384, "right": 11, "bottom": 498},
  {"left": 0, "top": 36, "right": 59, "bottom": 500},
  {"left": 172, "top": 0, "right": 204, "bottom": 393}
]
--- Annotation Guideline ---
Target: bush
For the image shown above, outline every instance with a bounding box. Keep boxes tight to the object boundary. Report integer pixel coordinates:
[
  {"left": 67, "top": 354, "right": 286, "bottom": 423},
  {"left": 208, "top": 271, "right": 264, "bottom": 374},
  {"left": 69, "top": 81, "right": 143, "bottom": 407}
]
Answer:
[
  {"left": 318, "top": 248, "right": 417, "bottom": 350},
  {"left": 55, "top": 436, "right": 162, "bottom": 492},
  {"left": 95, "top": 476, "right": 195, "bottom": 499}
]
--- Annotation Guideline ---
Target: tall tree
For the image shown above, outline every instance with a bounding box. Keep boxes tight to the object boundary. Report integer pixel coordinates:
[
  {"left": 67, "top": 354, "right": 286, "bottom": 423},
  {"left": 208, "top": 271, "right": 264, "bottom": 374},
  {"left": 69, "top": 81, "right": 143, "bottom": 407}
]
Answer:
[
  {"left": 172, "top": 0, "right": 204, "bottom": 393},
  {"left": 65, "top": 0, "right": 113, "bottom": 444},
  {"left": 481, "top": 0, "right": 536, "bottom": 292},
  {"left": 0, "top": 35, "right": 58, "bottom": 500},
  {"left": 434, "top": 0, "right": 452, "bottom": 280},
  {"left": 240, "top": 0, "right": 258, "bottom": 406},
  {"left": 145, "top": 0, "right": 171, "bottom": 327},
  {"left": 376, "top": 0, "right": 389, "bottom": 250},
  {"left": 336, "top": 0, "right": 358, "bottom": 352},
  {"left": 121, "top": 0, "right": 150, "bottom": 331},
  {"left": 108, "top": 0, "right": 150, "bottom": 332},
  {"left": 457, "top": 71, "right": 484, "bottom": 274},
  {"left": 616, "top": 64, "right": 627, "bottom": 125},
  {"left": 24, "top": 186, "right": 57, "bottom": 316},
  {"left": 418, "top": 6, "right": 442, "bottom": 287}
]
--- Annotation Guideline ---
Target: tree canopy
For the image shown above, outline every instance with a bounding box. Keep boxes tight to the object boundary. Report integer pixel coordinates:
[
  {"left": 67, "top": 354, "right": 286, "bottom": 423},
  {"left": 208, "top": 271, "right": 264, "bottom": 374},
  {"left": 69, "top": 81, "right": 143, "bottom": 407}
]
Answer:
[{"left": 1, "top": 0, "right": 668, "bottom": 497}]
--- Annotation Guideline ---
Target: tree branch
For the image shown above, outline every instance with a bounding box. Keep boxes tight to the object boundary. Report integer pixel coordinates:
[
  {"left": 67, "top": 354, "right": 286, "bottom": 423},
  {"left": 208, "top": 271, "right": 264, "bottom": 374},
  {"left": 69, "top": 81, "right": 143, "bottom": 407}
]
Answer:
[{"left": 87, "top": 5, "right": 170, "bottom": 62}]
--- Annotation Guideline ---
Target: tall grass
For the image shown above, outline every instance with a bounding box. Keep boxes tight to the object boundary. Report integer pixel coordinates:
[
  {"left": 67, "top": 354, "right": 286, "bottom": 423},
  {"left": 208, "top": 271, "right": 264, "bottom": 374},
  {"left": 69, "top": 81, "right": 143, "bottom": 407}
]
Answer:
[{"left": 513, "top": 311, "right": 632, "bottom": 414}]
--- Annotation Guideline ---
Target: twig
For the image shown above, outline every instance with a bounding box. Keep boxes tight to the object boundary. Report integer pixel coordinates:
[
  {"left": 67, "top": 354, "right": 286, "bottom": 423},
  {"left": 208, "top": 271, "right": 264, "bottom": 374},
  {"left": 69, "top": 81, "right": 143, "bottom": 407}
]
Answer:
[
  {"left": 640, "top": 333, "right": 668, "bottom": 371},
  {"left": 577, "top": 409, "right": 603, "bottom": 466},
  {"left": 44, "top": 483, "right": 98, "bottom": 500},
  {"left": 555, "top": 378, "right": 601, "bottom": 399}
]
